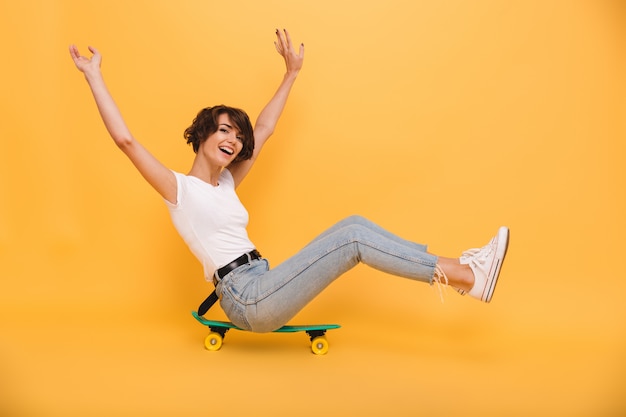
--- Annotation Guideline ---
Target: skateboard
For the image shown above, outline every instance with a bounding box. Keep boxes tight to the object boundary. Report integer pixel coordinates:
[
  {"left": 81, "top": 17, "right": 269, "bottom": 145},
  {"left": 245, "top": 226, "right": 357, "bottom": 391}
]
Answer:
[{"left": 192, "top": 311, "right": 340, "bottom": 355}]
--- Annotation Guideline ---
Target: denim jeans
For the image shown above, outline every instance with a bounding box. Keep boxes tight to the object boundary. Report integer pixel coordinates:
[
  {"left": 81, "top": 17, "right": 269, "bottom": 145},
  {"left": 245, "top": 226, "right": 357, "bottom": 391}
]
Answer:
[{"left": 217, "top": 215, "right": 438, "bottom": 332}]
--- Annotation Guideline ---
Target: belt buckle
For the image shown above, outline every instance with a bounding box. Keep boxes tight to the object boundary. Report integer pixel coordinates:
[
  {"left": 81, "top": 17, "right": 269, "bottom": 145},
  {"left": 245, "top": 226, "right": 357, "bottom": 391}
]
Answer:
[{"left": 213, "top": 251, "right": 255, "bottom": 287}]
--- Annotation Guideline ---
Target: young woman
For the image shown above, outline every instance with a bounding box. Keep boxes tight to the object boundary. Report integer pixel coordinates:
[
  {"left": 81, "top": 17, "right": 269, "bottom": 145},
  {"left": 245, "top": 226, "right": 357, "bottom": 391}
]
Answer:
[{"left": 70, "top": 29, "right": 510, "bottom": 333}]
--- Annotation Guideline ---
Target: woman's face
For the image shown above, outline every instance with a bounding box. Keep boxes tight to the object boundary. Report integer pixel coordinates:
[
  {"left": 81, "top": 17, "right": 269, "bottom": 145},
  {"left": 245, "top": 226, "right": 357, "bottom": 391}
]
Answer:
[{"left": 201, "top": 113, "right": 244, "bottom": 166}]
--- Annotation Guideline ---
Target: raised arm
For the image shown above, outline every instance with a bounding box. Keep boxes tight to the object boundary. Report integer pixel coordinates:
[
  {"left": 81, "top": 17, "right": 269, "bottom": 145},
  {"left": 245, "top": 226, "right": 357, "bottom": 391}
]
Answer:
[
  {"left": 228, "top": 29, "right": 304, "bottom": 186},
  {"left": 69, "top": 45, "right": 177, "bottom": 203}
]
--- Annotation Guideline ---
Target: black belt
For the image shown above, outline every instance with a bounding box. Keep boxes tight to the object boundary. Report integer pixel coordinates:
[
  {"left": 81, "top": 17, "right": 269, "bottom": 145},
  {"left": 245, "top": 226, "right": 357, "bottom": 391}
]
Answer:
[
  {"left": 213, "top": 249, "right": 262, "bottom": 285},
  {"left": 197, "top": 250, "right": 261, "bottom": 316}
]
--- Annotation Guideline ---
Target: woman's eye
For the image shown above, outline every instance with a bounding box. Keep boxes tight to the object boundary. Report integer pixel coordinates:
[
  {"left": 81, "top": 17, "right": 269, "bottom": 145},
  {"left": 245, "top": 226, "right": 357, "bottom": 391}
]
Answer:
[
  {"left": 219, "top": 128, "right": 228, "bottom": 133},
  {"left": 236, "top": 136, "right": 244, "bottom": 142}
]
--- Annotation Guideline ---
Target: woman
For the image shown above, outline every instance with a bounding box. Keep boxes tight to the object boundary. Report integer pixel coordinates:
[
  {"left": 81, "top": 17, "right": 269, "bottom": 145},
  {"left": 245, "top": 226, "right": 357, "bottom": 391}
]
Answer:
[{"left": 70, "top": 29, "right": 510, "bottom": 333}]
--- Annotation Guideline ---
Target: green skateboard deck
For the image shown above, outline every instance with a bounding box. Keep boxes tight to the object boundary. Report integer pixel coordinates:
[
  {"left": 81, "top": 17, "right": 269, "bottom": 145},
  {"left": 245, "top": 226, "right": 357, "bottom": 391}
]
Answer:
[{"left": 192, "top": 311, "right": 340, "bottom": 354}]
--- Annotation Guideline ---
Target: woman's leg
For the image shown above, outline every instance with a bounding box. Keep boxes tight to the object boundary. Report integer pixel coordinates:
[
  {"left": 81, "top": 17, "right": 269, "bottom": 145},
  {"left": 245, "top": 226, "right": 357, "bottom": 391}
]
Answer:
[
  {"left": 303, "top": 215, "right": 429, "bottom": 253},
  {"left": 237, "top": 216, "right": 454, "bottom": 332},
  {"left": 304, "top": 216, "right": 473, "bottom": 291},
  {"left": 220, "top": 216, "right": 508, "bottom": 332}
]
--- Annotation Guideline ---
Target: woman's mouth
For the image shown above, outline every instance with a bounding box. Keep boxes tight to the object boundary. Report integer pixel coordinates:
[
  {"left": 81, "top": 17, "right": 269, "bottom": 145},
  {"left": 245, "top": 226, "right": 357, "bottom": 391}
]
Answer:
[{"left": 219, "top": 146, "right": 234, "bottom": 156}]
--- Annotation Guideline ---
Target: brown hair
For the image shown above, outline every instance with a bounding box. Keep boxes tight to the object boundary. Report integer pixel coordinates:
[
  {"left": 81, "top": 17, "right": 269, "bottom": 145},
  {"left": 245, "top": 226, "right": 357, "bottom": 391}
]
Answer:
[{"left": 184, "top": 105, "right": 255, "bottom": 163}]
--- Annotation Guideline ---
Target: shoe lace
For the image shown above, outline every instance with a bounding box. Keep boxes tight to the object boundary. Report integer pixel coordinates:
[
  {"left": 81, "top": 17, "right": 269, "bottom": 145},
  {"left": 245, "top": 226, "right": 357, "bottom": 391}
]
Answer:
[
  {"left": 432, "top": 264, "right": 449, "bottom": 303},
  {"left": 460, "top": 247, "right": 480, "bottom": 261},
  {"left": 462, "top": 239, "right": 496, "bottom": 265},
  {"left": 457, "top": 239, "right": 496, "bottom": 295}
]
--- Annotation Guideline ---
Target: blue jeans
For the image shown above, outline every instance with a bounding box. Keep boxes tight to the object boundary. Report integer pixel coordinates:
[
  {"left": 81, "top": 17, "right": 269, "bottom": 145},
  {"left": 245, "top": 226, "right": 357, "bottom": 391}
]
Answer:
[{"left": 217, "top": 215, "right": 438, "bottom": 332}]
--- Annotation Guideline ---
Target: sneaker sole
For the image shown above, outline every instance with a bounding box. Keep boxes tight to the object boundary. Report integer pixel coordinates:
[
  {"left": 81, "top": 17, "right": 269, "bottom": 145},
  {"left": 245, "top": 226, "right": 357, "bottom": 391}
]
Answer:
[{"left": 483, "top": 226, "right": 510, "bottom": 302}]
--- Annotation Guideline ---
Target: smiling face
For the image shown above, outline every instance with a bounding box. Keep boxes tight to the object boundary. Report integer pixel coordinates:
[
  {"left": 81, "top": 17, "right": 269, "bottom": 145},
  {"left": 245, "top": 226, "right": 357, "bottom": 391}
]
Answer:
[
  {"left": 184, "top": 105, "right": 255, "bottom": 163},
  {"left": 199, "top": 113, "right": 244, "bottom": 166}
]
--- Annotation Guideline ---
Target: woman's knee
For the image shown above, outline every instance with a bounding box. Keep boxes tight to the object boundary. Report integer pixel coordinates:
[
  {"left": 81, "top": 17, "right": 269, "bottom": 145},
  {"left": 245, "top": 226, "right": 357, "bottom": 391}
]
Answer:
[{"left": 341, "top": 214, "right": 369, "bottom": 227}]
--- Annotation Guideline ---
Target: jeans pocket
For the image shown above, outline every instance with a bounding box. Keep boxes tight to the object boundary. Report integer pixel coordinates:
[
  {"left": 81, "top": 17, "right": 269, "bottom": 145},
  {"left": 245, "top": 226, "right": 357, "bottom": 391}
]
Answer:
[
  {"left": 218, "top": 259, "right": 269, "bottom": 331},
  {"left": 219, "top": 290, "right": 251, "bottom": 330}
]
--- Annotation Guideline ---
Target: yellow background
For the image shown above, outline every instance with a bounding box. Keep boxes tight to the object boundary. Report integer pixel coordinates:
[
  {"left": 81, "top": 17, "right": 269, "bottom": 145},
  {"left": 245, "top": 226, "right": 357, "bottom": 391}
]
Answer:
[{"left": 1, "top": 0, "right": 624, "bottom": 415}]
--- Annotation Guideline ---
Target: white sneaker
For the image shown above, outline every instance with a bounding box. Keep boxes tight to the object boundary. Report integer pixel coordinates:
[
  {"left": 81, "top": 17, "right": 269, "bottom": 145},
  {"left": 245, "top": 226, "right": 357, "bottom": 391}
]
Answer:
[{"left": 460, "top": 226, "right": 510, "bottom": 302}]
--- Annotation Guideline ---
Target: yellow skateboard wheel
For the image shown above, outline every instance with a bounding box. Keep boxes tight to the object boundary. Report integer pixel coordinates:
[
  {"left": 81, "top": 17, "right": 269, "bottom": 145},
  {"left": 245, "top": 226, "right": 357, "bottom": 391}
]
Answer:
[
  {"left": 311, "top": 336, "right": 329, "bottom": 355},
  {"left": 204, "top": 332, "right": 223, "bottom": 351}
]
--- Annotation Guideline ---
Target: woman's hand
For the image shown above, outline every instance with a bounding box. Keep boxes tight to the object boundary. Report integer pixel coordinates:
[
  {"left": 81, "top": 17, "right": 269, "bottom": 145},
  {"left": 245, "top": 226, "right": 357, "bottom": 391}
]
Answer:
[
  {"left": 274, "top": 29, "right": 304, "bottom": 75},
  {"left": 228, "top": 29, "right": 304, "bottom": 186},
  {"left": 68, "top": 43, "right": 177, "bottom": 203},
  {"left": 69, "top": 45, "right": 102, "bottom": 76}
]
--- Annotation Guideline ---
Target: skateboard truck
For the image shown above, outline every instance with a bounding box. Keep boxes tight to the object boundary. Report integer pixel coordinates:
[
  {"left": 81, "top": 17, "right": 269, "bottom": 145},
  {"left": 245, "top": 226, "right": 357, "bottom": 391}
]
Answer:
[{"left": 192, "top": 311, "right": 340, "bottom": 355}]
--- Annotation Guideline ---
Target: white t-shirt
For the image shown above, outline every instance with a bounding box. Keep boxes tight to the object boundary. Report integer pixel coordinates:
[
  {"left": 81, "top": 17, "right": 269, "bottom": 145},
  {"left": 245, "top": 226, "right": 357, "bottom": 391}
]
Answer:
[{"left": 164, "top": 169, "right": 256, "bottom": 280}]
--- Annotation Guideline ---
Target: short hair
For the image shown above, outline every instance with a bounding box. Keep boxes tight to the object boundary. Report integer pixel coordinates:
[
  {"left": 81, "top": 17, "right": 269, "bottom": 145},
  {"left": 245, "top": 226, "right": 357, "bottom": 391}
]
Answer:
[{"left": 184, "top": 105, "right": 255, "bottom": 163}]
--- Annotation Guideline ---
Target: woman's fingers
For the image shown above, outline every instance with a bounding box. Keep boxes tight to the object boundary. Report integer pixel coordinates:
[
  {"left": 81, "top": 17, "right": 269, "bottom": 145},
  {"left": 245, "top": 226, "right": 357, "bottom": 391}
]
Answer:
[{"left": 279, "top": 29, "right": 303, "bottom": 56}]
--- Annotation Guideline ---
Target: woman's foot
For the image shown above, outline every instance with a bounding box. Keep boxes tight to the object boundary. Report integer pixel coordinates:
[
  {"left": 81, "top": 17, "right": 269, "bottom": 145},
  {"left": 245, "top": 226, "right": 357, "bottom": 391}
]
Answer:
[{"left": 460, "top": 226, "right": 510, "bottom": 302}]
